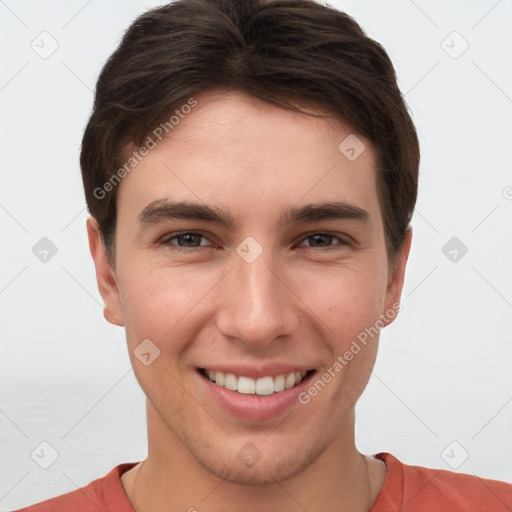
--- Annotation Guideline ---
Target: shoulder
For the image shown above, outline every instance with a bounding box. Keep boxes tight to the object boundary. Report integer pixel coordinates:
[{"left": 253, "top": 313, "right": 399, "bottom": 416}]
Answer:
[
  {"left": 13, "top": 463, "right": 138, "bottom": 512},
  {"left": 373, "top": 452, "right": 512, "bottom": 511}
]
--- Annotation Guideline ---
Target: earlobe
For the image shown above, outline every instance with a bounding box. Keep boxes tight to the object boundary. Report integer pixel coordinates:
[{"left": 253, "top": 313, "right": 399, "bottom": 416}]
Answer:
[
  {"left": 86, "top": 217, "right": 124, "bottom": 327},
  {"left": 382, "top": 227, "right": 413, "bottom": 327}
]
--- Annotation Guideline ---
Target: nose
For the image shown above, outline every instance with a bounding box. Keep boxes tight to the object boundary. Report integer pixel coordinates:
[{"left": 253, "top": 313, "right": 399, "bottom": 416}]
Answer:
[{"left": 216, "top": 245, "right": 299, "bottom": 350}]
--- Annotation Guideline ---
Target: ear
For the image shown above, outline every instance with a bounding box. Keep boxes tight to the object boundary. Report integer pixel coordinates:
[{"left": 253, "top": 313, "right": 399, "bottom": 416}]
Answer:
[
  {"left": 382, "top": 227, "right": 413, "bottom": 327},
  {"left": 86, "top": 217, "right": 124, "bottom": 327}
]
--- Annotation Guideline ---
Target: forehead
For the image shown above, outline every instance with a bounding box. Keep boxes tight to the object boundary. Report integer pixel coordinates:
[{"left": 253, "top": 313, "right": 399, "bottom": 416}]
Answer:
[{"left": 117, "top": 89, "right": 382, "bottom": 228}]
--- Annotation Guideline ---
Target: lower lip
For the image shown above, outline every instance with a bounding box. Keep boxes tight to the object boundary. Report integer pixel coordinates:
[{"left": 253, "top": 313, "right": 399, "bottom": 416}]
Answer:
[{"left": 197, "top": 369, "right": 316, "bottom": 420}]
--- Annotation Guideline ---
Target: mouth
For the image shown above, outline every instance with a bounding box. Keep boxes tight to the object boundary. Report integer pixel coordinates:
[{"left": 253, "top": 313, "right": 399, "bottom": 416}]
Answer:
[{"left": 197, "top": 367, "right": 317, "bottom": 397}]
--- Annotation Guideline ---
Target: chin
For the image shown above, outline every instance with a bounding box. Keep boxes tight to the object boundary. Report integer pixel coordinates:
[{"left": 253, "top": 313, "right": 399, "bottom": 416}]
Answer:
[
  {"left": 201, "top": 455, "right": 306, "bottom": 486},
  {"left": 193, "top": 438, "right": 325, "bottom": 487}
]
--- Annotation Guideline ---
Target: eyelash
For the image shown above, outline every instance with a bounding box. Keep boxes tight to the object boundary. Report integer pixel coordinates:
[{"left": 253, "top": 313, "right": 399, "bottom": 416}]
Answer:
[{"left": 159, "top": 231, "right": 351, "bottom": 252}]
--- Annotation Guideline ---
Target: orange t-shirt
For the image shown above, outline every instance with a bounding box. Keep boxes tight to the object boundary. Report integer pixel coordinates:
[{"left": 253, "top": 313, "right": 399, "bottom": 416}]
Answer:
[{"left": 14, "top": 452, "right": 512, "bottom": 511}]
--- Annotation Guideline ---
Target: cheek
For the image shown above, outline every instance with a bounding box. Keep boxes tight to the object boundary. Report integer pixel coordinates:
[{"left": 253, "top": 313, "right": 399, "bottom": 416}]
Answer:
[
  {"left": 293, "top": 261, "right": 386, "bottom": 340},
  {"left": 116, "top": 242, "right": 388, "bottom": 355},
  {"left": 116, "top": 258, "right": 226, "bottom": 351},
  {"left": 117, "top": 265, "right": 213, "bottom": 399}
]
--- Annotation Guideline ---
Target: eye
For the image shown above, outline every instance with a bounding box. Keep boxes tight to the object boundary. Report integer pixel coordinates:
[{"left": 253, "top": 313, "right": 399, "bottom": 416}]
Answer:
[
  {"left": 160, "top": 231, "right": 212, "bottom": 249},
  {"left": 296, "top": 232, "right": 350, "bottom": 249},
  {"left": 159, "top": 231, "right": 351, "bottom": 252}
]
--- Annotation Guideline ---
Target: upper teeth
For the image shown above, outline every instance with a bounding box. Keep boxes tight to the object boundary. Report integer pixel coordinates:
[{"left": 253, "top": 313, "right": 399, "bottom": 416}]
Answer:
[{"left": 204, "top": 369, "right": 308, "bottom": 396}]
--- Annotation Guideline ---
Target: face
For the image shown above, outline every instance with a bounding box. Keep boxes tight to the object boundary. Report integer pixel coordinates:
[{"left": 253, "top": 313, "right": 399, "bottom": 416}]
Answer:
[{"left": 88, "top": 89, "right": 410, "bottom": 485}]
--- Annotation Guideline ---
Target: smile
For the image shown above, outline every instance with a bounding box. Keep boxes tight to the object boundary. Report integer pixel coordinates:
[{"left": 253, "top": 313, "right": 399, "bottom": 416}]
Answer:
[{"left": 199, "top": 368, "right": 316, "bottom": 396}]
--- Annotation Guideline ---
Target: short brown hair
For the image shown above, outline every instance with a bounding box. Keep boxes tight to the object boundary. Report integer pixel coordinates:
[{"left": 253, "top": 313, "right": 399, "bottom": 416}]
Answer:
[{"left": 80, "top": 0, "right": 419, "bottom": 267}]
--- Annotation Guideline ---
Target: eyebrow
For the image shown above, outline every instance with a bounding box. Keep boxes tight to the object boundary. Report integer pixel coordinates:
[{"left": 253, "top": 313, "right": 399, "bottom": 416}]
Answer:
[{"left": 137, "top": 199, "right": 371, "bottom": 229}]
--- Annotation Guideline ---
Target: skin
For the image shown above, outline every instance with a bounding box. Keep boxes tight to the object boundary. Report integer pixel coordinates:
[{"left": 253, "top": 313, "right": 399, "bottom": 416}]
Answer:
[{"left": 87, "top": 88, "right": 412, "bottom": 512}]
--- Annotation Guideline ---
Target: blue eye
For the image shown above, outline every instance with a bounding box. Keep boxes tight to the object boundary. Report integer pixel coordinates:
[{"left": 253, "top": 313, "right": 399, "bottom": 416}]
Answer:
[
  {"left": 160, "top": 231, "right": 350, "bottom": 252},
  {"left": 297, "top": 233, "right": 349, "bottom": 249},
  {"left": 161, "top": 232, "right": 210, "bottom": 249}
]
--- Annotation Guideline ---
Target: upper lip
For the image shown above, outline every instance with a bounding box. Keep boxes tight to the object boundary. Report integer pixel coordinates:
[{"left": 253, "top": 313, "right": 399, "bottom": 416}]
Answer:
[{"left": 198, "top": 364, "right": 315, "bottom": 380}]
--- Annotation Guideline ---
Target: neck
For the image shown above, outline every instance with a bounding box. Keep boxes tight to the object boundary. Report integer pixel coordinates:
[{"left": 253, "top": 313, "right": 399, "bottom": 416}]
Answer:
[{"left": 124, "top": 403, "right": 384, "bottom": 512}]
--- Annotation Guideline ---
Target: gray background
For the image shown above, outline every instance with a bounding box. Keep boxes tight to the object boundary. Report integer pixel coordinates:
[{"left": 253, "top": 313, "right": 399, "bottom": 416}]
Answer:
[{"left": 1, "top": 0, "right": 511, "bottom": 509}]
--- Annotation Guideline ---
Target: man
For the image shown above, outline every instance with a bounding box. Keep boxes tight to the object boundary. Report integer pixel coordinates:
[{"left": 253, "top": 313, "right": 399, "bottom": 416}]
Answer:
[{"left": 16, "top": 0, "right": 512, "bottom": 510}]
